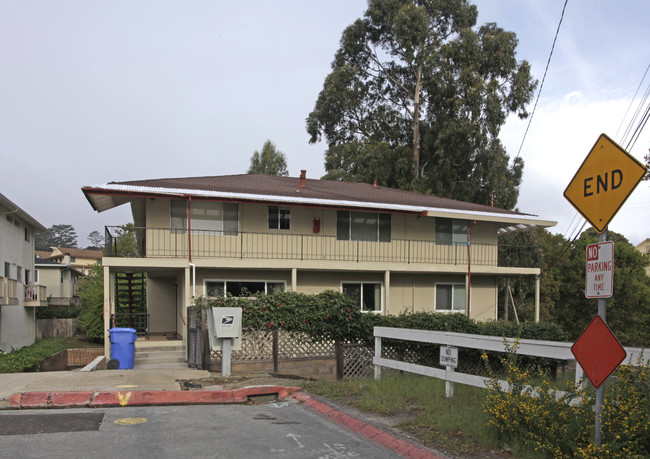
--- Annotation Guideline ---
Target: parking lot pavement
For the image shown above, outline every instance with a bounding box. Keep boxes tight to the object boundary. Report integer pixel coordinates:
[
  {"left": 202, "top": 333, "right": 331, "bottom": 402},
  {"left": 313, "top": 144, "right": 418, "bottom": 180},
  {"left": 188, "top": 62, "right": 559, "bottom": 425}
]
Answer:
[{"left": 0, "top": 401, "right": 444, "bottom": 458}]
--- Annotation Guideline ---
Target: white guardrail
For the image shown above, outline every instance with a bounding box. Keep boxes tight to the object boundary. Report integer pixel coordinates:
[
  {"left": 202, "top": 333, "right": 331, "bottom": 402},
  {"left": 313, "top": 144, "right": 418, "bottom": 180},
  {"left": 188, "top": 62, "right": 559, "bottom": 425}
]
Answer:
[{"left": 373, "top": 326, "right": 649, "bottom": 398}]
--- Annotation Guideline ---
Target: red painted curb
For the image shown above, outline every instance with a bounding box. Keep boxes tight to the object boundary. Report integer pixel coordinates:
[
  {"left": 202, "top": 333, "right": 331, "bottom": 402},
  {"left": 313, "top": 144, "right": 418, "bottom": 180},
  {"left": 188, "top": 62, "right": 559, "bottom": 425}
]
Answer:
[
  {"left": 292, "top": 392, "right": 443, "bottom": 459},
  {"left": 9, "top": 386, "right": 302, "bottom": 409},
  {"left": 50, "top": 391, "right": 94, "bottom": 408}
]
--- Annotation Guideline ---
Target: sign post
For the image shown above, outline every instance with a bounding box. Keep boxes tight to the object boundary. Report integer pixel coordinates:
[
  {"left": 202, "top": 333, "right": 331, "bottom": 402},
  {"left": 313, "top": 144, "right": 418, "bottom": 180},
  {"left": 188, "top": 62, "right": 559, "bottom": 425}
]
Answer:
[
  {"left": 564, "top": 134, "right": 647, "bottom": 447},
  {"left": 440, "top": 346, "right": 458, "bottom": 398}
]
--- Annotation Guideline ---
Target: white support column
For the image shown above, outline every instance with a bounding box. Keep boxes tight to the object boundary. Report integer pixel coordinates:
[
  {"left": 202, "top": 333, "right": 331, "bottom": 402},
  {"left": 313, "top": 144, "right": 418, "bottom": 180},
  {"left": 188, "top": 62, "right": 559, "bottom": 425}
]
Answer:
[
  {"left": 384, "top": 270, "right": 390, "bottom": 315},
  {"left": 291, "top": 268, "right": 297, "bottom": 292},
  {"left": 103, "top": 266, "right": 111, "bottom": 358},
  {"left": 535, "top": 274, "right": 541, "bottom": 323}
]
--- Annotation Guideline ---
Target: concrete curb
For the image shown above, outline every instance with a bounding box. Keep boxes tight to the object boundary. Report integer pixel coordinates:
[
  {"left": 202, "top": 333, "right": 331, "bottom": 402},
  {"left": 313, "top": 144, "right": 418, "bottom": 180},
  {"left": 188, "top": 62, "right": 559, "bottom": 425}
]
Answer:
[
  {"left": 8, "top": 385, "right": 301, "bottom": 409},
  {"left": 292, "top": 392, "right": 444, "bottom": 459}
]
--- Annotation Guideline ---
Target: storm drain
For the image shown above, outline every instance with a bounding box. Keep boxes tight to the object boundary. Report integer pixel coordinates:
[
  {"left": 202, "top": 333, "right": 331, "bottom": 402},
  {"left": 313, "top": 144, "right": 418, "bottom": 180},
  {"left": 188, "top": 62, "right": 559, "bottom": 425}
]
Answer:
[{"left": 0, "top": 412, "right": 104, "bottom": 436}]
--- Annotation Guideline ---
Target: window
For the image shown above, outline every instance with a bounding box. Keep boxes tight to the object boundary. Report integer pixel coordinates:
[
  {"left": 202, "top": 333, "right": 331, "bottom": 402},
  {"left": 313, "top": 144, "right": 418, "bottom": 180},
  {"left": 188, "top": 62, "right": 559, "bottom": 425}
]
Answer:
[
  {"left": 3, "top": 263, "right": 10, "bottom": 279},
  {"left": 16, "top": 266, "right": 22, "bottom": 283},
  {"left": 171, "top": 200, "right": 239, "bottom": 235},
  {"left": 6, "top": 215, "right": 12, "bottom": 223},
  {"left": 435, "top": 283, "right": 466, "bottom": 312},
  {"left": 25, "top": 269, "right": 30, "bottom": 285},
  {"left": 268, "top": 206, "right": 290, "bottom": 230},
  {"left": 342, "top": 282, "right": 382, "bottom": 313},
  {"left": 24, "top": 228, "right": 30, "bottom": 242},
  {"left": 205, "top": 280, "right": 286, "bottom": 298},
  {"left": 435, "top": 218, "right": 468, "bottom": 245},
  {"left": 337, "top": 211, "right": 391, "bottom": 242}
]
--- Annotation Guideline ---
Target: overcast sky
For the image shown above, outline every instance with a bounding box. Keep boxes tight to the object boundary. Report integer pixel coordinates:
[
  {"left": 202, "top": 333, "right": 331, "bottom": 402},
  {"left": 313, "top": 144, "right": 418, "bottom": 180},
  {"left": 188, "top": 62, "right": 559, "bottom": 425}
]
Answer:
[{"left": 1, "top": 1, "right": 649, "bottom": 246}]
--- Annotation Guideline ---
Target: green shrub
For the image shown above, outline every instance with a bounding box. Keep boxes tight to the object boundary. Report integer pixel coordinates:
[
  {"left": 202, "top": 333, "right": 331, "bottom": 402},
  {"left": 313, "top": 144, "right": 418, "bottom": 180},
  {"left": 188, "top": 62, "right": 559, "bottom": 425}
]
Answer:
[
  {"left": 75, "top": 264, "right": 105, "bottom": 341},
  {"left": 35, "top": 303, "right": 82, "bottom": 319},
  {"left": 0, "top": 338, "right": 76, "bottom": 373},
  {"left": 483, "top": 341, "right": 650, "bottom": 457}
]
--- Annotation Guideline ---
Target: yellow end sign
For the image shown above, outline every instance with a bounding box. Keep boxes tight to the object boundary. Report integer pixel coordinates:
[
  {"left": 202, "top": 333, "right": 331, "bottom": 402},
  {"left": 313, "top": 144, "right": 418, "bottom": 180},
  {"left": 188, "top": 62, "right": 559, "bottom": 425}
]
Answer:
[{"left": 564, "top": 133, "right": 647, "bottom": 233}]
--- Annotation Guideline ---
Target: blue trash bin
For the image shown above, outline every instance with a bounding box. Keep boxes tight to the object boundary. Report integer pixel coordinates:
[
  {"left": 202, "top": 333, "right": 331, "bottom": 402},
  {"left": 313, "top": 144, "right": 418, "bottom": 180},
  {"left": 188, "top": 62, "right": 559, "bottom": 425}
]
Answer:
[{"left": 109, "top": 327, "right": 138, "bottom": 369}]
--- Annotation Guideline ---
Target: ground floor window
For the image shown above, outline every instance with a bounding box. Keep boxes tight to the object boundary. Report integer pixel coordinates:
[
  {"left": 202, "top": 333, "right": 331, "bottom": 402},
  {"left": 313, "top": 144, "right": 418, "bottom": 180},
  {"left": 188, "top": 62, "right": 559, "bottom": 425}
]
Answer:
[
  {"left": 204, "top": 280, "right": 285, "bottom": 298},
  {"left": 342, "top": 282, "right": 382, "bottom": 313},
  {"left": 435, "top": 283, "right": 466, "bottom": 312}
]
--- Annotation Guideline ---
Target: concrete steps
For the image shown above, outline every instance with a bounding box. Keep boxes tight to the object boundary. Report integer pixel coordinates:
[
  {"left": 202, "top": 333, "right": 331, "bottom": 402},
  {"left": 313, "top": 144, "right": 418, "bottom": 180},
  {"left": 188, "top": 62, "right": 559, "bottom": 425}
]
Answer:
[{"left": 134, "top": 343, "right": 187, "bottom": 369}]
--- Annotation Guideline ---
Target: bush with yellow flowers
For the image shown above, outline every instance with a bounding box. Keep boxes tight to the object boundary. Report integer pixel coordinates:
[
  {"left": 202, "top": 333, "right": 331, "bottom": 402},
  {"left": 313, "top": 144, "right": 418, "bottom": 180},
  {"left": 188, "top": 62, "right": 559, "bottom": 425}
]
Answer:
[{"left": 482, "top": 340, "right": 650, "bottom": 457}]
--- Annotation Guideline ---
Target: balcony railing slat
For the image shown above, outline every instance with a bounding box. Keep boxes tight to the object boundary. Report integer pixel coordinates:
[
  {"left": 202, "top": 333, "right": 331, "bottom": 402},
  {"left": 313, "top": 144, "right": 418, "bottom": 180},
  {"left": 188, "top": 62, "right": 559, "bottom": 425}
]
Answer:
[{"left": 104, "top": 226, "right": 540, "bottom": 268}]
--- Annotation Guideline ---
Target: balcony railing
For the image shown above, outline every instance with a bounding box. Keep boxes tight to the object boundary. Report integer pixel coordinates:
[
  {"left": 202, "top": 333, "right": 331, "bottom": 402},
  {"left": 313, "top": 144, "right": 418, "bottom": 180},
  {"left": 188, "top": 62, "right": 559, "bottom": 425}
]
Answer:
[
  {"left": 105, "top": 226, "right": 541, "bottom": 269},
  {"left": 1, "top": 277, "right": 19, "bottom": 305},
  {"left": 111, "top": 312, "right": 149, "bottom": 335},
  {"left": 24, "top": 283, "right": 47, "bottom": 307}
]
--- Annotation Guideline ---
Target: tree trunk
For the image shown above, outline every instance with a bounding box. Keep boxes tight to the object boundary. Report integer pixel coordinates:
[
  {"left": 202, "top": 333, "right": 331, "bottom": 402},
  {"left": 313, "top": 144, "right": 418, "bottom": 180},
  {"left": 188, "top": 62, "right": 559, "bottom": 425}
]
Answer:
[{"left": 412, "top": 65, "right": 423, "bottom": 178}]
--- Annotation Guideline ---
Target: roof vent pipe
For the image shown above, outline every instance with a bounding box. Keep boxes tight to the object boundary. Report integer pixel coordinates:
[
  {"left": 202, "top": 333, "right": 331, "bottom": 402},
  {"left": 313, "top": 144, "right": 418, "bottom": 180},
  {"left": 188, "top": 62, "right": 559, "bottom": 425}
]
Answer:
[{"left": 373, "top": 178, "right": 377, "bottom": 188}]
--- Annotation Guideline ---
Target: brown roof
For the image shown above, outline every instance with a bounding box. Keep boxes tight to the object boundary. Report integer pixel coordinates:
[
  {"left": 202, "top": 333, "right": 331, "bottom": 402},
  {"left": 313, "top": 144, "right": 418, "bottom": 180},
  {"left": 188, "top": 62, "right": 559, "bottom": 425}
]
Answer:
[
  {"left": 50, "top": 247, "right": 103, "bottom": 259},
  {"left": 87, "top": 173, "right": 526, "bottom": 216}
]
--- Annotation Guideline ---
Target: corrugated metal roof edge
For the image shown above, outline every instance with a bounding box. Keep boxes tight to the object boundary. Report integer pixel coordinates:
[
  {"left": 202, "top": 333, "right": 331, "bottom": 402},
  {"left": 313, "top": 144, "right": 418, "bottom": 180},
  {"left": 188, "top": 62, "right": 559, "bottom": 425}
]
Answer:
[{"left": 84, "top": 183, "right": 556, "bottom": 228}]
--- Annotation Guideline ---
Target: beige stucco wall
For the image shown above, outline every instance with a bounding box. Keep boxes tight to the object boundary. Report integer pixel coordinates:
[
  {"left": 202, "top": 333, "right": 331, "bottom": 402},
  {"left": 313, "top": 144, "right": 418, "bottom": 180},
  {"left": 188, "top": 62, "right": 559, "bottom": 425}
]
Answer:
[
  {"left": 147, "top": 276, "right": 177, "bottom": 334},
  {"left": 144, "top": 197, "right": 497, "bottom": 244},
  {"left": 37, "top": 268, "right": 63, "bottom": 297}
]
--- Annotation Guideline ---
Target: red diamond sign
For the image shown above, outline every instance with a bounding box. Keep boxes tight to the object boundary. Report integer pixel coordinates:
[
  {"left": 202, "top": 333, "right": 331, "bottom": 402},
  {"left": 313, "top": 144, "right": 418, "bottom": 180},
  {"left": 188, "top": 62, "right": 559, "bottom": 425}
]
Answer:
[{"left": 571, "top": 315, "right": 626, "bottom": 388}]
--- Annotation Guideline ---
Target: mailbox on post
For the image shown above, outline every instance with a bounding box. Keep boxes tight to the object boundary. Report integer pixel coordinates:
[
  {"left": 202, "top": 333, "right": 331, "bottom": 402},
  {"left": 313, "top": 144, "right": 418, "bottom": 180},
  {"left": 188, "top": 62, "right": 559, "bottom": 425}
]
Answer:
[{"left": 207, "top": 307, "right": 242, "bottom": 377}]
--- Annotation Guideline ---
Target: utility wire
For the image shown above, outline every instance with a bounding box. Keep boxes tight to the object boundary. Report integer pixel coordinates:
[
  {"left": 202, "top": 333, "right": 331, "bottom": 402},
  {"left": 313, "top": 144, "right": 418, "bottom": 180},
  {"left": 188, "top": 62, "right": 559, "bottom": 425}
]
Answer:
[
  {"left": 615, "top": 63, "right": 650, "bottom": 140},
  {"left": 514, "top": 0, "right": 569, "bottom": 161}
]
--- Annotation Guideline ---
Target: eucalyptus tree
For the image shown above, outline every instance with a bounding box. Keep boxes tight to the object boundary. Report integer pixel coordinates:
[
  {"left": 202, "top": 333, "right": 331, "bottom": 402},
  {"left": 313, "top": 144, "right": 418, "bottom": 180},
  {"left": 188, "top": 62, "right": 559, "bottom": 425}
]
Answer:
[{"left": 307, "top": 0, "right": 536, "bottom": 208}]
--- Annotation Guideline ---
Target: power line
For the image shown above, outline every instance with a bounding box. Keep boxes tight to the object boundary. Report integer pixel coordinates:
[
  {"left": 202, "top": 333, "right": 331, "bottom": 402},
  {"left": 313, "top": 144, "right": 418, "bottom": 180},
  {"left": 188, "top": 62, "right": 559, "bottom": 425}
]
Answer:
[
  {"left": 615, "top": 63, "right": 650, "bottom": 140},
  {"left": 514, "top": 0, "right": 569, "bottom": 161}
]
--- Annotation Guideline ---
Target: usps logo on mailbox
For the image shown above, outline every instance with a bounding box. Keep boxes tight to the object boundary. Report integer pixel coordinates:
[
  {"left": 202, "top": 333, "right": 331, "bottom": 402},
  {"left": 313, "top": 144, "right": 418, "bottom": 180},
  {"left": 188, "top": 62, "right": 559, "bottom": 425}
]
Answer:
[
  {"left": 221, "top": 316, "right": 234, "bottom": 328},
  {"left": 586, "top": 242, "right": 613, "bottom": 298}
]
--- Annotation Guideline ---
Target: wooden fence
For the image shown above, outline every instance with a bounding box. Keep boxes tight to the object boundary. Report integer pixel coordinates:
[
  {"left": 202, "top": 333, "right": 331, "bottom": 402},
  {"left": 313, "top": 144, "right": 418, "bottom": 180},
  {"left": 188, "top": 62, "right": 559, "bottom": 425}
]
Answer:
[{"left": 373, "top": 326, "right": 649, "bottom": 397}]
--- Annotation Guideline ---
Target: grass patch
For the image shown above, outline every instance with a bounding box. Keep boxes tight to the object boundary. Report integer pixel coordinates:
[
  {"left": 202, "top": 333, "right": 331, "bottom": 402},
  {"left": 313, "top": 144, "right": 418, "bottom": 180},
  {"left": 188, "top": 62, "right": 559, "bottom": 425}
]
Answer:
[
  {"left": 305, "top": 373, "right": 508, "bottom": 458},
  {"left": 0, "top": 337, "right": 100, "bottom": 373}
]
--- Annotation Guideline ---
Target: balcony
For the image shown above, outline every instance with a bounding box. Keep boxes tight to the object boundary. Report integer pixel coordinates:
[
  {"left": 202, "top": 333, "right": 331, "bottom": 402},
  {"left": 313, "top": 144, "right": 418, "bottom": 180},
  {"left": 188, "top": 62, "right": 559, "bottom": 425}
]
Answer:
[
  {"left": 24, "top": 283, "right": 47, "bottom": 307},
  {"left": 1, "top": 277, "right": 19, "bottom": 305},
  {"left": 105, "top": 226, "right": 541, "bottom": 269}
]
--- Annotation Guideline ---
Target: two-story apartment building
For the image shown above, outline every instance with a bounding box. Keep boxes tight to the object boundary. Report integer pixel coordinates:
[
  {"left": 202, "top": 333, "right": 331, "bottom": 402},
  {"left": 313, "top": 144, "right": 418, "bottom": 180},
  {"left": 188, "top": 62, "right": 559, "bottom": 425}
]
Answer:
[
  {"left": 34, "top": 258, "right": 84, "bottom": 305},
  {"left": 82, "top": 172, "right": 555, "bottom": 356},
  {"left": 0, "top": 192, "right": 47, "bottom": 352},
  {"left": 47, "top": 247, "right": 102, "bottom": 275}
]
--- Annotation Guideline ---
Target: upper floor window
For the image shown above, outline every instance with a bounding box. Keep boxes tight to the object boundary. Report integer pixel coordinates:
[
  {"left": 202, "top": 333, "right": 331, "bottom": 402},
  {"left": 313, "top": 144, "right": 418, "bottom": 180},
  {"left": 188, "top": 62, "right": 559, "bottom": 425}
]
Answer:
[
  {"left": 16, "top": 266, "right": 22, "bottom": 283},
  {"left": 435, "top": 218, "right": 468, "bottom": 245},
  {"left": 435, "top": 283, "right": 466, "bottom": 312},
  {"left": 25, "top": 269, "right": 30, "bottom": 285},
  {"left": 268, "top": 206, "right": 290, "bottom": 230},
  {"left": 24, "top": 228, "right": 30, "bottom": 242},
  {"left": 171, "top": 200, "right": 239, "bottom": 235},
  {"left": 3, "top": 262, "right": 10, "bottom": 279},
  {"left": 337, "top": 211, "right": 391, "bottom": 242}
]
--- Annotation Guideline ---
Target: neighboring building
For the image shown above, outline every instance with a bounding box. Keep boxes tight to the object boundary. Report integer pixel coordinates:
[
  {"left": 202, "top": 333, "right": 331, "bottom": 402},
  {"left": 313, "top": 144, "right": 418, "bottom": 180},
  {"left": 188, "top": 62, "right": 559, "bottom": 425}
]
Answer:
[
  {"left": 34, "top": 258, "right": 84, "bottom": 305},
  {"left": 0, "top": 192, "right": 47, "bottom": 352},
  {"left": 635, "top": 238, "right": 650, "bottom": 276},
  {"left": 47, "top": 247, "right": 102, "bottom": 275},
  {"left": 82, "top": 172, "right": 556, "bottom": 356}
]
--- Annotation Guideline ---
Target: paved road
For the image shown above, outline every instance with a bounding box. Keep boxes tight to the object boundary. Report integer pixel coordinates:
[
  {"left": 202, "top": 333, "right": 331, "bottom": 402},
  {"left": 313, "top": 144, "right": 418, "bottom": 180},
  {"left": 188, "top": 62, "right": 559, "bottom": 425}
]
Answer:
[{"left": 0, "top": 399, "right": 402, "bottom": 459}]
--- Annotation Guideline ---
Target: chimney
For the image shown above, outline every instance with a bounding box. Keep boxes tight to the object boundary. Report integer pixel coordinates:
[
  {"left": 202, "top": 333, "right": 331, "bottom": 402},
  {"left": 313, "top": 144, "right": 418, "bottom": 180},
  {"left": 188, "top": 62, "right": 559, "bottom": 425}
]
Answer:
[{"left": 299, "top": 170, "right": 306, "bottom": 188}]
